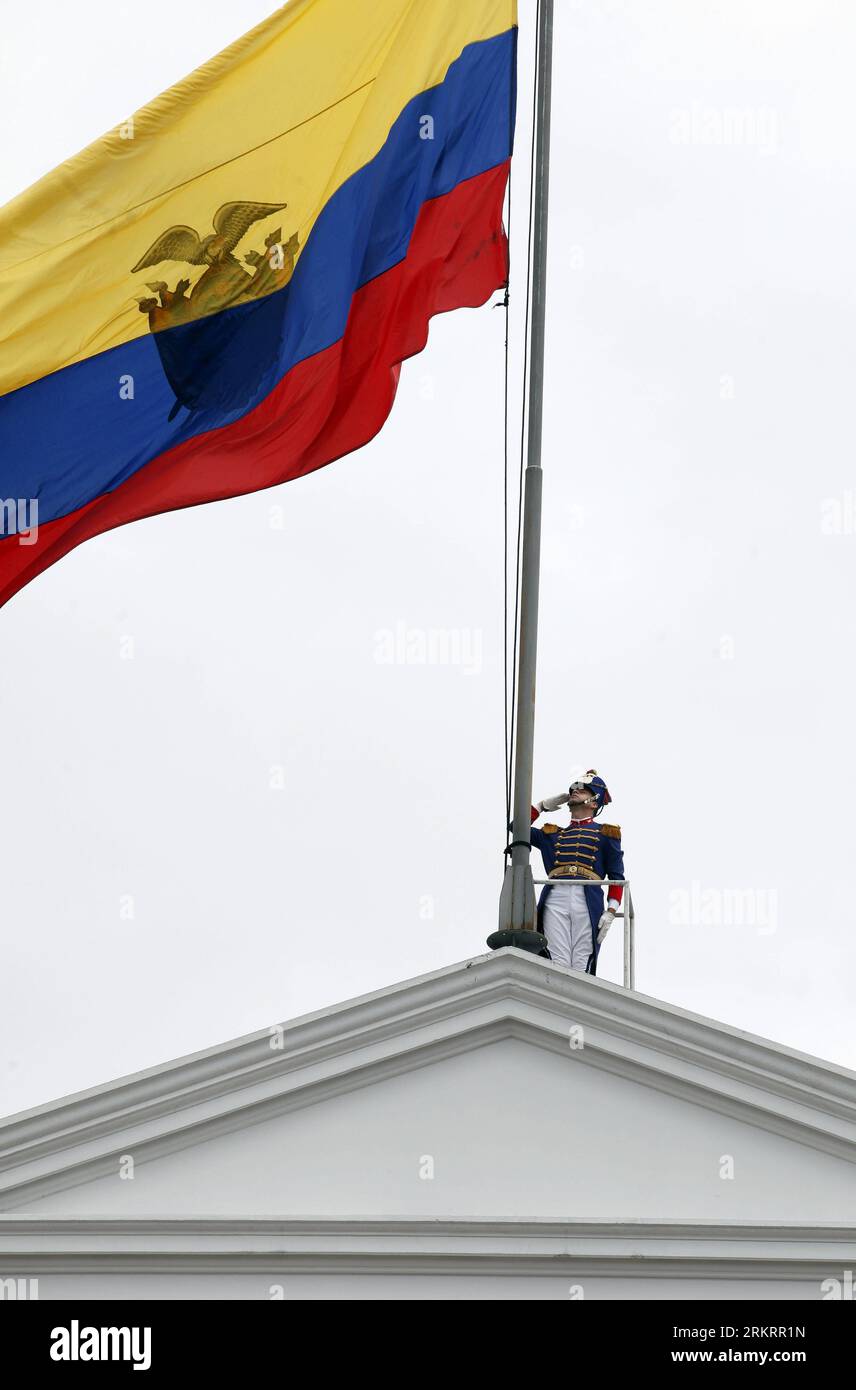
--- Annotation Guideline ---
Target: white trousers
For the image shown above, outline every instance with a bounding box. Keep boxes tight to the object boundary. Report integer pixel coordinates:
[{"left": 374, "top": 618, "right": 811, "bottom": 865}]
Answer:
[{"left": 542, "top": 882, "right": 595, "bottom": 972}]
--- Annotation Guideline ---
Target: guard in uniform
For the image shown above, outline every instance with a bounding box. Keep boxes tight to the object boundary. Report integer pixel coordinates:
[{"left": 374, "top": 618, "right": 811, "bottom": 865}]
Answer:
[{"left": 530, "top": 770, "right": 625, "bottom": 973}]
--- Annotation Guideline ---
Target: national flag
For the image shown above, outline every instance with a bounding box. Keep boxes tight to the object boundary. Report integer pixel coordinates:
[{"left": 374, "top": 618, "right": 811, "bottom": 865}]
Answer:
[{"left": 0, "top": 0, "right": 517, "bottom": 606}]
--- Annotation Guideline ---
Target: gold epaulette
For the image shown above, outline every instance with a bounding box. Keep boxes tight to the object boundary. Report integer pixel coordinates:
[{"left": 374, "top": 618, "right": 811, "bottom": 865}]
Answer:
[
  {"left": 600, "top": 823, "right": 621, "bottom": 839},
  {"left": 542, "top": 822, "right": 560, "bottom": 835}
]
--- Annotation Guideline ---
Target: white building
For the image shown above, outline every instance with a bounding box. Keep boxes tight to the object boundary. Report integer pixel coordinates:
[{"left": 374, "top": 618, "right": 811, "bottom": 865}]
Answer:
[{"left": 1, "top": 948, "right": 854, "bottom": 1300}]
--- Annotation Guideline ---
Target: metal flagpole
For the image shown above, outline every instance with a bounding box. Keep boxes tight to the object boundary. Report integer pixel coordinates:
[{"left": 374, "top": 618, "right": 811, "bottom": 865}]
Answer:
[{"left": 489, "top": 0, "right": 554, "bottom": 953}]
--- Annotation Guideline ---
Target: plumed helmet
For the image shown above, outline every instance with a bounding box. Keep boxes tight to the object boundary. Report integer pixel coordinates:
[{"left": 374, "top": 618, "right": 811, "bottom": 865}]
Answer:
[{"left": 568, "top": 768, "right": 612, "bottom": 816}]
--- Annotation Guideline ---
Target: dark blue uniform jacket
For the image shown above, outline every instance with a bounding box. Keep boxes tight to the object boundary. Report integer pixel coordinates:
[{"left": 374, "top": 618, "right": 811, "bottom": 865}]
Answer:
[{"left": 530, "top": 815, "right": 626, "bottom": 971}]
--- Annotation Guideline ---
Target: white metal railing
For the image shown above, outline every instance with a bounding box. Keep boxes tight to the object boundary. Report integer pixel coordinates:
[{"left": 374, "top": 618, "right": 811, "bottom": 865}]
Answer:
[{"left": 532, "top": 878, "right": 635, "bottom": 989}]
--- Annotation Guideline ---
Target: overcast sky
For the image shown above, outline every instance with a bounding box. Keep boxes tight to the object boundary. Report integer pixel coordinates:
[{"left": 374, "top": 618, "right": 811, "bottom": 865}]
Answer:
[{"left": 2, "top": 0, "right": 856, "bottom": 1117}]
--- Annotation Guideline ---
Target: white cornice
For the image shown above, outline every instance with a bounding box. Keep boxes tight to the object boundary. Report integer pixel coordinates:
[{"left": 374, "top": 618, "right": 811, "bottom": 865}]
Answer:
[
  {"left": 0, "top": 1216, "right": 853, "bottom": 1281},
  {"left": 2, "top": 949, "right": 856, "bottom": 1209}
]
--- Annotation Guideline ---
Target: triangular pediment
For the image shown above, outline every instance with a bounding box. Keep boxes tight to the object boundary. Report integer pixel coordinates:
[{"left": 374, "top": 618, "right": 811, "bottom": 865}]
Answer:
[{"left": 2, "top": 950, "right": 855, "bottom": 1224}]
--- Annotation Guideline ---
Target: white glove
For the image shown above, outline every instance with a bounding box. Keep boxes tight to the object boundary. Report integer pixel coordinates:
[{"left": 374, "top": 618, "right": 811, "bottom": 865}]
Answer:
[
  {"left": 597, "top": 907, "right": 616, "bottom": 944},
  {"left": 538, "top": 791, "right": 569, "bottom": 813}
]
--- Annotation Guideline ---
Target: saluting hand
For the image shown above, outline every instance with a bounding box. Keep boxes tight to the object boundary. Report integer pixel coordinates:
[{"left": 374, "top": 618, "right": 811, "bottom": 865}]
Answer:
[{"left": 538, "top": 791, "right": 569, "bottom": 813}]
